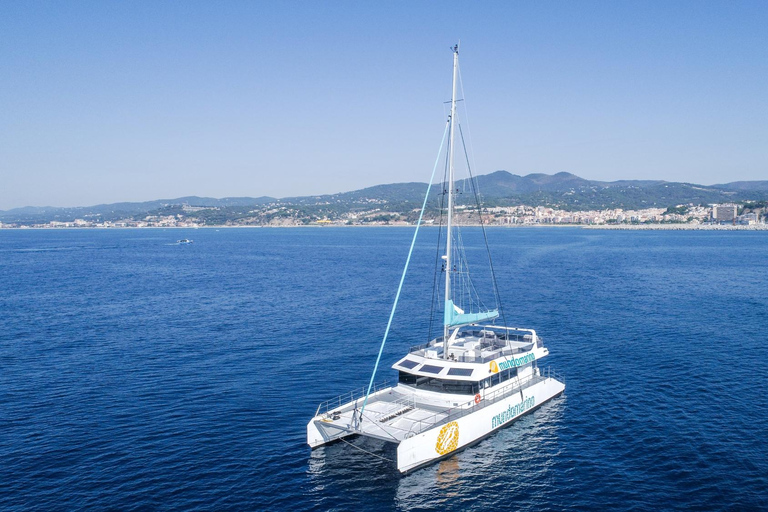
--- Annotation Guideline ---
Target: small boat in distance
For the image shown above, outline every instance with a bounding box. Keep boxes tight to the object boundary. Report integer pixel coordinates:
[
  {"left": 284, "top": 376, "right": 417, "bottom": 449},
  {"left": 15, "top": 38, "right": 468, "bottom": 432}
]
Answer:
[
  {"left": 307, "top": 44, "right": 566, "bottom": 473},
  {"left": 176, "top": 239, "right": 193, "bottom": 244}
]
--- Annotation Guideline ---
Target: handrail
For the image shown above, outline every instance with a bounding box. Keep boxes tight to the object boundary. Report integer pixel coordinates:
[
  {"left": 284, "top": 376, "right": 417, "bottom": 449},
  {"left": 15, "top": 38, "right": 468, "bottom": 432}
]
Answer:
[
  {"left": 408, "top": 330, "right": 536, "bottom": 355},
  {"left": 313, "top": 367, "right": 565, "bottom": 436},
  {"left": 408, "top": 344, "right": 535, "bottom": 363},
  {"left": 314, "top": 380, "right": 390, "bottom": 417},
  {"left": 405, "top": 374, "right": 539, "bottom": 435},
  {"left": 406, "top": 366, "right": 565, "bottom": 435}
]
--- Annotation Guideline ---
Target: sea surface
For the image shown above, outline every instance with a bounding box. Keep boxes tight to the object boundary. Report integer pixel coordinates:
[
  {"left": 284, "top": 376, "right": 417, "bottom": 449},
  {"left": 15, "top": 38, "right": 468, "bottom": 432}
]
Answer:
[{"left": 1, "top": 227, "right": 767, "bottom": 511}]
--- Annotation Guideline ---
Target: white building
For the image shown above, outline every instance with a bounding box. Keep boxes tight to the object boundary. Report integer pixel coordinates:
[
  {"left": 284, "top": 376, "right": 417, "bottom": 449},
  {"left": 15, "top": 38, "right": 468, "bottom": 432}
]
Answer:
[{"left": 712, "top": 204, "right": 737, "bottom": 222}]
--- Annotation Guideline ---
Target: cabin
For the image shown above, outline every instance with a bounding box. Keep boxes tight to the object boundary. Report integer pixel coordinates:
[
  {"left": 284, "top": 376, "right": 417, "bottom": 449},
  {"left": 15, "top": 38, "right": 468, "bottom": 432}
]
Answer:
[{"left": 392, "top": 325, "right": 546, "bottom": 397}]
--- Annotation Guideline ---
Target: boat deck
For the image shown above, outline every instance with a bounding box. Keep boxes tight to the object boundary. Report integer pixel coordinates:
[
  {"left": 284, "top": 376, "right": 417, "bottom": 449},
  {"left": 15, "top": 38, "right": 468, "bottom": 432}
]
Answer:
[
  {"left": 314, "top": 373, "right": 552, "bottom": 443},
  {"left": 408, "top": 328, "right": 539, "bottom": 364},
  {"left": 318, "top": 388, "right": 456, "bottom": 443}
]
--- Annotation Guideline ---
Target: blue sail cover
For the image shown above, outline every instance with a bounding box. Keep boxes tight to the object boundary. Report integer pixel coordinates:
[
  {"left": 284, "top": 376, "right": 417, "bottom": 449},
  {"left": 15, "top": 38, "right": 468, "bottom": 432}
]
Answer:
[{"left": 444, "top": 299, "right": 499, "bottom": 327}]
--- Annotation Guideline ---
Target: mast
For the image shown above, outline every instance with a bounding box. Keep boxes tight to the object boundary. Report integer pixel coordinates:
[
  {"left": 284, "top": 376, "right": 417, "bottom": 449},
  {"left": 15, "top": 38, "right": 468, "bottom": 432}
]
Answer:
[{"left": 444, "top": 43, "right": 459, "bottom": 356}]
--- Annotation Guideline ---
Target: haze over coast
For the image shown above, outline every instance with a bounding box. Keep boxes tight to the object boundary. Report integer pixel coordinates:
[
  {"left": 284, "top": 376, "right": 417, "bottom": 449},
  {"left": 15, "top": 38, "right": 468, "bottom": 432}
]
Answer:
[{"left": 1, "top": 171, "right": 766, "bottom": 229}]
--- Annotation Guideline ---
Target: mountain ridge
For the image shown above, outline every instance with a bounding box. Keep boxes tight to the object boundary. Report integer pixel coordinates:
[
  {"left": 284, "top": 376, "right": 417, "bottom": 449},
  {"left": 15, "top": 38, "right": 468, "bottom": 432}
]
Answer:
[{"left": 2, "top": 171, "right": 767, "bottom": 223}]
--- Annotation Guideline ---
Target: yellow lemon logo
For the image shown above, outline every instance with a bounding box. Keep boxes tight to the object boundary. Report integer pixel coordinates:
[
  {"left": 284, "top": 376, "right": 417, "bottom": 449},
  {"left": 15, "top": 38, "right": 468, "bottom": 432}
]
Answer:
[
  {"left": 435, "top": 421, "right": 460, "bottom": 455},
  {"left": 489, "top": 361, "right": 499, "bottom": 374}
]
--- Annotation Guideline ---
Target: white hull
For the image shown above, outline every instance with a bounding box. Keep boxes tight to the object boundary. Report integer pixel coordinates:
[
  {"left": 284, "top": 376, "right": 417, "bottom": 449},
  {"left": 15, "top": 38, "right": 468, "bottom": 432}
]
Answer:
[
  {"left": 307, "top": 374, "right": 564, "bottom": 473},
  {"left": 306, "top": 386, "right": 394, "bottom": 449},
  {"left": 396, "top": 375, "right": 564, "bottom": 473}
]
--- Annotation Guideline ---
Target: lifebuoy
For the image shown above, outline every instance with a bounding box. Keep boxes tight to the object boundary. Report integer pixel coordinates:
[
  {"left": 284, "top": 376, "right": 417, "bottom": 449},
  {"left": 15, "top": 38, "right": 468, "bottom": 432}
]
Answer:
[{"left": 474, "top": 393, "right": 481, "bottom": 404}]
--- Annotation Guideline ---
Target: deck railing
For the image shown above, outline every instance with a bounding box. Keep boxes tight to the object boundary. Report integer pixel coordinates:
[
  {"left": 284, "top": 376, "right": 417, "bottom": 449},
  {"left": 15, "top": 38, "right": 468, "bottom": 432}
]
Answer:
[
  {"left": 403, "top": 366, "right": 564, "bottom": 436},
  {"left": 408, "top": 329, "right": 539, "bottom": 363},
  {"left": 313, "top": 367, "right": 565, "bottom": 437},
  {"left": 314, "top": 380, "right": 390, "bottom": 417},
  {"left": 408, "top": 343, "right": 535, "bottom": 363}
]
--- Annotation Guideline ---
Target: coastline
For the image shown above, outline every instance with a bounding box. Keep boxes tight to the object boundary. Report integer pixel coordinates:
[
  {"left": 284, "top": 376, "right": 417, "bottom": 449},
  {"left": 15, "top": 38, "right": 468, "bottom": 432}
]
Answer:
[
  {"left": 581, "top": 223, "right": 768, "bottom": 231},
  {"left": 1, "top": 223, "right": 766, "bottom": 231}
]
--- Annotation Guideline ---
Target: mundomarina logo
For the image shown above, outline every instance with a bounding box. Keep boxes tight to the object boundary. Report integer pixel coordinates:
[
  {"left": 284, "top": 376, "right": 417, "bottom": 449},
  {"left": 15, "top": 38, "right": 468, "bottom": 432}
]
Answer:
[
  {"left": 491, "top": 396, "right": 535, "bottom": 429},
  {"left": 498, "top": 353, "right": 535, "bottom": 371}
]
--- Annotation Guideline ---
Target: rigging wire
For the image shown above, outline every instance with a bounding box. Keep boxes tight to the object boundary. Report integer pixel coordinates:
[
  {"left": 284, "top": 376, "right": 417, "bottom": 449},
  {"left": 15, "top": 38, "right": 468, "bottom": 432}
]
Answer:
[
  {"left": 428, "top": 133, "right": 451, "bottom": 343},
  {"left": 338, "top": 436, "right": 394, "bottom": 463},
  {"left": 457, "top": 62, "right": 482, "bottom": 198},
  {"left": 458, "top": 123, "right": 508, "bottom": 328},
  {"left": 454, "top": 91, "right": 528, "bottom": 396},
  {"left": 430, "top": 89, "right": 496, "bottom": 340},
  {"left": 455, "top": 226, "right": 489, "bottom": 315},
  {"left": 359, "top": 119, "right": 450, "bottom": 421},
  {"left": 457, "top": 62, "right": 504, "bottom": 321}
]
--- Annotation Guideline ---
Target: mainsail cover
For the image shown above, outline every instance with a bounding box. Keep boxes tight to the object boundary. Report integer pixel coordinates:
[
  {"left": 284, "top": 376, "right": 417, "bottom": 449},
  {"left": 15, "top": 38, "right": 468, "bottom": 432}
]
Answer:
[{"left": 444, "top": 299, "right": 498, "bottom": 327}]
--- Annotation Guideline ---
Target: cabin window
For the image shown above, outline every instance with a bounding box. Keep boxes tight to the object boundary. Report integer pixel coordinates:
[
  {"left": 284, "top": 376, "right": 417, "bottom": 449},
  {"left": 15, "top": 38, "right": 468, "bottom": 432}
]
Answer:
[
  {"left": 398, "top": 359, "right": 419, "bottom": 369},
  {"left": 442, "top": 381, "right": 478, "bottom": 395},
  {"left": 501, "top": 368, "right": 518, "bottom": 381},
  {"left": 398, "top": 372, "right": 479, "bottom": 395},
  {"left": 483, "top": 367, "right": 519, "bottom": 389}
]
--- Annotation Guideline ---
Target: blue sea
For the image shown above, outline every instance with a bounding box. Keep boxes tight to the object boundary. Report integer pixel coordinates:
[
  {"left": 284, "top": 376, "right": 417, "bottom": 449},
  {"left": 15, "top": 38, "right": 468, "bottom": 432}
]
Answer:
[{"left": 1, "top": 227, "right": 767, "bottom": 511}]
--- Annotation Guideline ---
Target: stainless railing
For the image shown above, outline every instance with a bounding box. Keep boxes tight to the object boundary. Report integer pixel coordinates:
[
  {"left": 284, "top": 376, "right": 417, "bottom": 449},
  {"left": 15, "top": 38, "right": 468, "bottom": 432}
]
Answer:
[
  {"left": 403, "top": 366, "right": 565, "bottom": 436},
  {"left": 313, "top": 367, "right": 565, "bottom": 437},
  {"left": 408, "top": 330, "right": 538, "bottom": 360},
  {"left": 408, "top": 344, "right": 535, "bottom": 363},
  {"left": 314, "top": 380, "right": 390, "bottom": 417},
  {"left": 542, "top": 366, "right": 565, "bottom": 384},
  {"left": 370, "top": 394, "right": 415, "bottom": 423}
]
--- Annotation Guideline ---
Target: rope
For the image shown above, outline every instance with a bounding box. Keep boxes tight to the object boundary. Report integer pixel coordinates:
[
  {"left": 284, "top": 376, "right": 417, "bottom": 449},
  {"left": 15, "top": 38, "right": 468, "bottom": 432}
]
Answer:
[
  {"left": 454, "top": 116, "right": 526, "bottom": 398},
  {"left": 338, "top": 436, "right": 394, "bottom": 462},
  {"left": 458, "top": 123, "right": 508, "bottom": 328},
  {"left": 359, "top": 119, "right": 450, "bottom": 420},
  {"left": 457, "top": 62, "right": 481, "bottom": 192},
  {"left": 428, "top": 130, "right": 451, "bottom": 343}
]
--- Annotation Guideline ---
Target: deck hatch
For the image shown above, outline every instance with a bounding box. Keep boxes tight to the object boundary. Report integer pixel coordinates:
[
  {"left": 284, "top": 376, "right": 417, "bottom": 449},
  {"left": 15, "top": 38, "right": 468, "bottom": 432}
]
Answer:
[
  {"left": 398, "top": 359, "right": 419, "bottom": 369},
  {"left": 420, "top": 364, "right": 443, "bottom": 374},
  {"left": 447, "top": 368, "right": 473, "bottom": 376}
]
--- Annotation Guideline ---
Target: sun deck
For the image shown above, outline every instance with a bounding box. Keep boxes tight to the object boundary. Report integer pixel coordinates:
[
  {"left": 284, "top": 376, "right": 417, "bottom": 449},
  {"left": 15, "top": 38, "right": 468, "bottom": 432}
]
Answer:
[{"left": 408, "top": 326, "right": 542, "bottom": 364}]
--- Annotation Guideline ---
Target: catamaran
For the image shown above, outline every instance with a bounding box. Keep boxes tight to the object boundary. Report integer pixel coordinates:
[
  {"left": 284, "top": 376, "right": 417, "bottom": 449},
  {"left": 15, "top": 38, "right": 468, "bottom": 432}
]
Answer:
[{"left": 307, "top": 44, "right": 565, "bottom": 473}]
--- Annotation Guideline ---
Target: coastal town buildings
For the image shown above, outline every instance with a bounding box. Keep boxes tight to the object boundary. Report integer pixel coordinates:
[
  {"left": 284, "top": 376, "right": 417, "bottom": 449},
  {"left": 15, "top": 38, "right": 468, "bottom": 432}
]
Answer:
[
  {"left": 737, "top": 212, "right": 759, "bottom": 225},
  {"left": 712, "top": 204, "right": 737, "bottom": 222},
  {"left": 1, "top": 203, "right": 765, "bottom": 229}
]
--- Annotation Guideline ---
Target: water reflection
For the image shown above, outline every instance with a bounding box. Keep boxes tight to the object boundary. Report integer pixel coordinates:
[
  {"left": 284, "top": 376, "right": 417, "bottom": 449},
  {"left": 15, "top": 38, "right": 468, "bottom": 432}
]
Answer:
[
  {"left": 306, "top": 436, "right": 401, "bottom": 509},
  {"left": 435, "top": 457, "right": 461, "bottom": 491},
  {"left": 304, "top": 398, "right": 566, "bottom": 510},
  {"left": 394, "top": 397, "right": 566, "bottom": 510}
]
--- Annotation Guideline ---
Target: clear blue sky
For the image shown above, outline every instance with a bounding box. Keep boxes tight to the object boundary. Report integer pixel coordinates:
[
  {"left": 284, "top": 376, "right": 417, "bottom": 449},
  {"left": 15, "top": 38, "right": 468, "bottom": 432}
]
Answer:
[{"left": 1, "top": 1, "right": 766, "bottom": 210}]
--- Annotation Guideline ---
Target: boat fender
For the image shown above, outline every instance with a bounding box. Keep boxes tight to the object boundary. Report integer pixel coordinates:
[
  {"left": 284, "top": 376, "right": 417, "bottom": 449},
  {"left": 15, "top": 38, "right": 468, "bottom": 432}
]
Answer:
[{"left": 474, "top": 394, "right": 481, "bottom": 404}]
